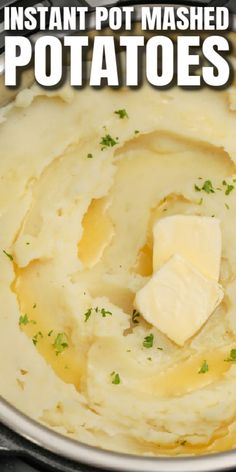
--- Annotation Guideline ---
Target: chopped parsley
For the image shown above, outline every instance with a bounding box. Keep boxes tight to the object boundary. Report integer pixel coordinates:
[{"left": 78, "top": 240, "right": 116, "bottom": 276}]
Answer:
[
  {"left": 33, "top": 304, "right": 37, "bottom": 309},
  {"left": 53, "top": 332, "right": 69, "bottom": 356},
  {"left": 114, "top": 109, "right": 128, "bottom": 119},
  {"left": 134, "top": 130, "right": 140, "bottom": 134},
  {"left": 84, "top": 307, "right": 112, "bottom": 322},
  {"left": 202, "top": 180, "right": 215, "bottom": 194},
  {"left": 84, "top": 308, "right": 92, "bottom": 322},
  {"left": 132, "top": 309, "right": 140, "bottom": 325},
  {"left": 19, "top": 314, "right": 29, "bottom": 326},
  {"left": 48, "top": 330, "right": 53, "bottom": 337},
  {"left": 143, "top": 333, "right": 154, "bottom": 349},
  {"left": 225, "top": 203, "right": 230, "bottom": 210},
  {"left": 87, "top": 153, "right": 93, "bottom": 159},
  {"left": 225, "top": 349, "right": 236, "bottom": 363},
  {"left": 194, "top": 179, "right": 234, "bottom": 199},
  {"left": 225, "top": 184, "right": 234, "bottom": 196},
  {"left": 100, "top": 308, "right": 112, "bottom": 317},
  {"left": 19, "top": 314, "right": 36, "bottom": 326},
  {"left": 194, "top": 184, "right": 201, "bottom": 192},
  {"left": 110, "top": 371, "right": 121, "bottom": 385},
  {"left": 32, "top": 331, "right": 43, "bottom": 346},
  {"left": 100, "top": 134, "right": 119, "bottom": 150},
  {"left": 198, "top": 360, "right": 209, "bottom": 374},
  {"left": 2, "top": 249, "right": 13, "bottom": 261},
  {"left": 194, "top": 180, "right": 215, "bottom": 194}
]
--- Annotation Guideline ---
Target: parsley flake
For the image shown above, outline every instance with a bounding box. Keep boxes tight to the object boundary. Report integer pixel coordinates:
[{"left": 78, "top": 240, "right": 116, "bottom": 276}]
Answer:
[
  {"left": 84, "top": 308, "right": 92, "bottom": 322},
  {"left": 225, "top": 184, "right": 234, "bottom": 196},
  {"left": 32, "top": 331, "right": 43, "bottom": 346},
  {"left": 143, "top": 333, "right": 154, "bottom": 349},
  {"left": 114, "top": 109, "right": 128, "bottom": 119},
  {"left": 225, "top": 349, "right": 236, "bottom": 363},
  {"left": 198, "top": 360, "right": 209, "bottom": 374},
  {"left": 19, "top": 314, "right": 36, "bottom": 326},
  {"left": 87, "top": 153, "right": 93, "bottom": 159},
  {"left": 3, "top": 249, "right": 13, "bottom": 261},
  {"left": 134, "top": 130, "right": 140, "bottom": 135},
  {"left": 53, "top": 333, "right": 69, "bottom": 356},
  {"left": 19, "top": 314, "right": 29, "bottom": 326},
  {"left": 202, "top": 180, "right": 215, "bottom": 194},
  {"left": 194, "top": 180, "right": 215, "bottom": 194},
  {"left": 225, "top": 203, "right": 230, "bottom": 210},
  {"left": 100, "top": 134, "right": 119, "bottom": 150},
  {"left": 84, "top": 307, "right": 112, "bottom": 322},
  {"left": 101, "top": 308, "right": 112, "bottom": 317},
  {"left": 110, "top": 371, "right": 121, "bottom": 385}
]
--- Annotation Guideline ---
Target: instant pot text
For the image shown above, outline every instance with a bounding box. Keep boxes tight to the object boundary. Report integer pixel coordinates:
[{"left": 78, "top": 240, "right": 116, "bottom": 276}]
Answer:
[{"left": 3, "top": 6, "right": 232, "bottom": 88}]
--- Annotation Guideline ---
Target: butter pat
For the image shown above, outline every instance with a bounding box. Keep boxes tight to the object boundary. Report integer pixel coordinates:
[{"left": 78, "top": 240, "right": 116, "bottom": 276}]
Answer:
[
  {"left": 153, "top": 215, "right": 221, "bottom": 281},
  {"left": 135, "top": 255, "right": 224, "bottom": 346}
]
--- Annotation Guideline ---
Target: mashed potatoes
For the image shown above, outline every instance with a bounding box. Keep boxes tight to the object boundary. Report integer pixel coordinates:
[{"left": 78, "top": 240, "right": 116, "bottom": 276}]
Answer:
[{"left": 1, "top": 65, "right": 236, "bottom": 457}]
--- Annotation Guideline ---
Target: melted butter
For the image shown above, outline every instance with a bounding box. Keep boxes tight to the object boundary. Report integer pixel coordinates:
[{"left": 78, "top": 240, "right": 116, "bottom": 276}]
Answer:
[
  {"left": 78, "top": 198, "right": 114, "bottom": 268},
  {"left": 133, "top": 243, "right": 153, "bottom": 276},
  {"left": 13, "top": 265, "right": 84, "bottom": 390},
  {"left": 139, "top": 348, "right": 232, "bottom": 398}
]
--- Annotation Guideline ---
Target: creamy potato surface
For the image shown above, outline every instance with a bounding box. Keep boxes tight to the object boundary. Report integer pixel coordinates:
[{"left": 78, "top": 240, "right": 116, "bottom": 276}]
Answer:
[{"left": 1, "top": 78, "right": 236, "bottom": 456}]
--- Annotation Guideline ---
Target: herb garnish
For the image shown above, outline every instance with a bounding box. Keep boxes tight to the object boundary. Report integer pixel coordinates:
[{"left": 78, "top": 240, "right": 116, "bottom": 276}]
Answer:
[
  {"left": 202, "top": 180, "right": 215, "bottom": 194},
  {"left": 32, "top": 331, "right": 43, "bottom": 346},
  {"left": 110, "top": 371, "right": 121, "bottom": 385},
  {"left": 3, "top": 249, "right": 13, "bottom": 261},
  {"left": 225, "top": 184, "right": 234, "bottom": 196},
  {"left": 132, "top": 309, "right": 140, "bottom": 325},
  {"left": 194, "top": 179, "right": 234, "bottom": 199},
  {"left": 84, "top": 307, "right": 112, "bottom": 322},
  {"left": 19, "top": 314, "right": 36, "bottom": 326},
  {"left": 194, "top": 180, "right": 215, "bottom": 194},
  {"left": 198, "top": 360, "right": 209, "bottom": 374},
  {"left": 225, "top": 203, "right": 230, "bottom": 210},
  {"left": 87, "top": 153, "right": 93, "bottom": 159},
  {"left": 53, "top": 333, "right": 69, "bottom": 356},
  {"left": 134, "top": 130, "right": 140, "bottom": 134},
  {"left": 225, "top": 349, "right": 236, "bottom": 363},
  {"left": 114, "top": 109, "right": 128, "bottom": 119},
  {"left": 143, "top": 333, "right": 154, "bottom": 349},
  {"left": 100, "top": 134, "right": 119, "bottom": 150},
  {"left": 84, "top": 308, "right": 92, "bottom": 322},
  {"left": 100, "top": 308, "right": 112, "bottom": 317}
]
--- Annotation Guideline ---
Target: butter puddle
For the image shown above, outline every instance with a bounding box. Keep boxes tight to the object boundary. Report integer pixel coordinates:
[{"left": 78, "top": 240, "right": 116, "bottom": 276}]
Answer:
[
  {"left": 136, "top": 348, "right": 232, "bottom": 397},
  {"left": 78, "top": 197, "right": 114, "bottom": 269},
  {"left": 12, "top": 265, "right": 83, "bottom": 390}
]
